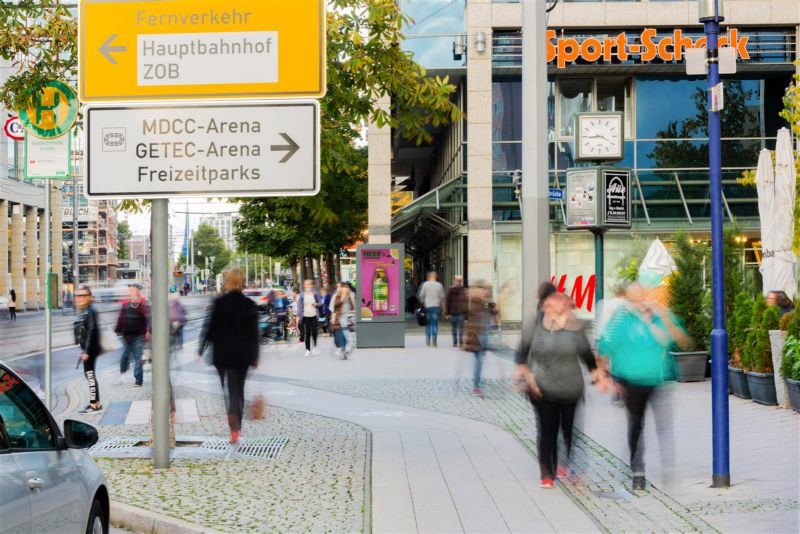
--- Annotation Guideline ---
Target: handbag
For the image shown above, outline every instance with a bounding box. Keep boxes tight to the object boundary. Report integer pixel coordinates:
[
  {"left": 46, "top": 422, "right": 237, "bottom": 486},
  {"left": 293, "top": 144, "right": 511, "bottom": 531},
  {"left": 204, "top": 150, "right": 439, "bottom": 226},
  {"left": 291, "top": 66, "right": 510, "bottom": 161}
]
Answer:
[
  {"left": 99, "top": 325, "right": 121, "bottom": 353},
  {"left": 415, "top": 307, "right": 427, "bottom": 326}
]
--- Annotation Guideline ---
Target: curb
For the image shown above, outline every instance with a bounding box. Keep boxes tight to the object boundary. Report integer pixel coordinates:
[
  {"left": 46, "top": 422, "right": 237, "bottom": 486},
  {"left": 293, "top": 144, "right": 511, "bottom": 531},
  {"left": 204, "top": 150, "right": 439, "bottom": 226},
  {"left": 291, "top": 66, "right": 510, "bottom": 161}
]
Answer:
[{"left": 111, "top": 500, "right": 223, "bottom": 534}]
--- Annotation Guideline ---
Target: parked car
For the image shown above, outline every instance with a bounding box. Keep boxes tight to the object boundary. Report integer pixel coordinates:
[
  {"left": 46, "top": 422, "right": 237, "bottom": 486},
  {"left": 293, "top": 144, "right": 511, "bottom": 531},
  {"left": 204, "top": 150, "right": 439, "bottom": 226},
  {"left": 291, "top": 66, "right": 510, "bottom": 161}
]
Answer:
[
  {"left": 0, "top": 362, "right": 110, "bottom": 534},
  {"left": 243, "top": 288, "right": 271, "bottom": 311}
]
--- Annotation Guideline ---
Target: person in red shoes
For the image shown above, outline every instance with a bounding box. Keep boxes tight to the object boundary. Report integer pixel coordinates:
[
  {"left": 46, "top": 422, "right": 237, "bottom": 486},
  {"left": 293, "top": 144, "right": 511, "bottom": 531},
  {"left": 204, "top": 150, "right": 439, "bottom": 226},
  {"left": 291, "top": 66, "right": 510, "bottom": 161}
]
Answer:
[
  {"left": 198, "top": 268, "right": 260, "bottom": 444},
  {"left": 514, "top": 288, "right": 603, "bottom": 489}
]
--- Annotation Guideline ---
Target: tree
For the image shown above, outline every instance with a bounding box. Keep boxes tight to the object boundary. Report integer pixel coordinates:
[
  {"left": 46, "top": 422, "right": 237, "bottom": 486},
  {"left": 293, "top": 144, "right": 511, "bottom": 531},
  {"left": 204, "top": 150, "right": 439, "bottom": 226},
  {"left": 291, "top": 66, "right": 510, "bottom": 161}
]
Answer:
[
  {"left": 234, "top": 0, "right": 461, "bottom": 266},
  {"left": 669, "top": 233, "right": 710, "bottom": 351},
  {"left": 184, "top": 224, "right": 230, "bottom": 277},
  {"left": 117, "top": 220, "right": 132, "bottom": 260},
  {"left": 0, "top": 0, "right": 77, "bottom": 112}
]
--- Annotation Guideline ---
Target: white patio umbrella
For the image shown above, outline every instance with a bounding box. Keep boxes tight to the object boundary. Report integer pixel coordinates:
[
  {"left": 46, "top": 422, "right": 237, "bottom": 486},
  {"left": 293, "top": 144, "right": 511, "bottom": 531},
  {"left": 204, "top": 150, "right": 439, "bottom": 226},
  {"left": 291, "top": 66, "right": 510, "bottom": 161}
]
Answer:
[
  {"left": 770, "top": 127, "right": 797, "bottom": 299},
  {"left": 756, "top": 148, "right": 778, "bottom": 296}
]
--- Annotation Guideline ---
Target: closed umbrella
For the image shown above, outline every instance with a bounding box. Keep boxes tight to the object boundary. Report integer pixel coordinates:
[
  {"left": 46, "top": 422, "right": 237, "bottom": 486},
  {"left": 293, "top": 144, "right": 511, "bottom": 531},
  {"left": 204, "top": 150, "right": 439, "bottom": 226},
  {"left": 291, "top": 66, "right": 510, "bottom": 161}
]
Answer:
[
  {"left": 771, "top": 127, "right": 797, "bottom": 299},
  {"left": 756, "top": 149, "right": 777, "bottom": 296}
]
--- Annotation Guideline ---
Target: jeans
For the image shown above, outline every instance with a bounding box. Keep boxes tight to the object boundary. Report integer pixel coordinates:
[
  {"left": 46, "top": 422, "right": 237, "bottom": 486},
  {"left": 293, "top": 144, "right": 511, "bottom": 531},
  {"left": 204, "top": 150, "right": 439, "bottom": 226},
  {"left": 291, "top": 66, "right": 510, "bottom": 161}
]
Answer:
[
  {"left": 217, "top": 366, "right": 249, "bottom": 433},
  {"left": 451, "top": 314, "right": 465, "bottom": 346},
  {"left": 83, "top": 357, "right": 99, "bottom": 404},
  {"left": 120, "top": 335, "right": 144, "bottom": 385},
  {"left": 473, "top": 351, "right": 484, "bottom": 389},
  {"left": 302, "top": 316, "right": 318, "bottom": 350},
  {"left": 532, "top": 398, "right": 578, "bottom": 480},
  {"left": 425, "top": 306, "right": 441, "bottom": 340},
  {"left": 621, "top": 382, "right": 654, "bottom": 475}
]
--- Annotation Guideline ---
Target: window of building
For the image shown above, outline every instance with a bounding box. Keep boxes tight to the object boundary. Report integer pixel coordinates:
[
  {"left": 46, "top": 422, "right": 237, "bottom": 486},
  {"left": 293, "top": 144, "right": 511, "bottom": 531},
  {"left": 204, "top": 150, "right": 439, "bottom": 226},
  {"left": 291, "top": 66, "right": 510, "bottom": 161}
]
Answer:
[{"left": 557, "top": 78, "right": 633, "bottom": 138}]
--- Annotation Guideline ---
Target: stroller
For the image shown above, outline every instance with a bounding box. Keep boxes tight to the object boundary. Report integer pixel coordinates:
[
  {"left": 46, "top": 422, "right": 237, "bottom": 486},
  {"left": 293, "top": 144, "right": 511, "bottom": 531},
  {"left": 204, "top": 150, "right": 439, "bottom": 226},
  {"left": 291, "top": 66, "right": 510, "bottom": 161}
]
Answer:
[{"left": 259, "top": 312, "right": 287, "bottom": 344}]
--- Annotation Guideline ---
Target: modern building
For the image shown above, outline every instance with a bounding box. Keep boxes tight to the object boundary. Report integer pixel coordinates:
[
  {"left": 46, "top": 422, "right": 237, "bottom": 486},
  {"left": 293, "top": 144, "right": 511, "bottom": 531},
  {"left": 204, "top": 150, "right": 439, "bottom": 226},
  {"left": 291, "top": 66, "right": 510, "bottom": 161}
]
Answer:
[
  {"left": 199, "top": 212, "right": 240, "bottom": 251},
  {"left": 368, "top": 0, "right": 799, "bottom": 322}
]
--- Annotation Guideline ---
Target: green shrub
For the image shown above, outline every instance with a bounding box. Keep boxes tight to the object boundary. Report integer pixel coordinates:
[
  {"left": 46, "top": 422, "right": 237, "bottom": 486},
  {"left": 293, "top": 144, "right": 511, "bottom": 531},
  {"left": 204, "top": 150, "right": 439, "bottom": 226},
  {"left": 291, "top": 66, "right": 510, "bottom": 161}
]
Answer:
[
  {"left": 780, "top": 336, "right": 800, "bottom": 381},
  {"left": 729, "top": 292, "right": 754, "bottom": 363},
  {"left": 669, "top": 233, "right": 709, "bottom": 351},
  {"left": 741, "top": 296, "right": 766, "bottom": 371},
  {"left": 752, "top": 306, "right": 780, "bottom": 373},
  {"left": 779, "top": 310, "right": 795, "bottom": 332}
]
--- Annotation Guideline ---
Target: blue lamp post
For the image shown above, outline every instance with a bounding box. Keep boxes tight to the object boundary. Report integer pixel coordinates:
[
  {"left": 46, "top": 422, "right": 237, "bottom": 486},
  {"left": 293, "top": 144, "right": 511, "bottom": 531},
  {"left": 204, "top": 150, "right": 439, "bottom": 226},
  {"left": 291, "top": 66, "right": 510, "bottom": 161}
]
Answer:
[{"left": 699, "top": 0, "right": 730, "bottom": 489}]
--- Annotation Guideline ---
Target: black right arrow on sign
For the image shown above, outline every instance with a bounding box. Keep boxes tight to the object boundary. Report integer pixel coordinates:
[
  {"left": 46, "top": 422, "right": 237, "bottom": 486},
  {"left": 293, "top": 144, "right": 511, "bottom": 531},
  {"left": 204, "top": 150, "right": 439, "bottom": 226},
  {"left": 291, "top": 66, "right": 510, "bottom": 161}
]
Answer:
[{"left": 270, "top": 133, "right": 300, "bottom": 163}]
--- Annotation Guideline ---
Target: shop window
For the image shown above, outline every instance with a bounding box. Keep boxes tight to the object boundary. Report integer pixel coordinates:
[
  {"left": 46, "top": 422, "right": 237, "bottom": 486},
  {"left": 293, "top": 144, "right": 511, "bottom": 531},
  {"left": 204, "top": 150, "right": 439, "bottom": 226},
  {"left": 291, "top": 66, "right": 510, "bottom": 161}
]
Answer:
[{"left": 557, "top": 78, "right": 632, "bottom": 138}]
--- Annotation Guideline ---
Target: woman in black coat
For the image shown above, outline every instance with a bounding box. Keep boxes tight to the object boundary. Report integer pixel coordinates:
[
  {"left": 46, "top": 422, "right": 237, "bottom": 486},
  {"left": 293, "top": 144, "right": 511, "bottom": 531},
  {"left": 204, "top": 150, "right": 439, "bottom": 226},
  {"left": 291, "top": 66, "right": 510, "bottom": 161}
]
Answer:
[
  {"left": 76, "top": 286, "right": 103, "bottom": 414},
  {"left": 198, "top": 268, "right": 259, "bottom": 444}
]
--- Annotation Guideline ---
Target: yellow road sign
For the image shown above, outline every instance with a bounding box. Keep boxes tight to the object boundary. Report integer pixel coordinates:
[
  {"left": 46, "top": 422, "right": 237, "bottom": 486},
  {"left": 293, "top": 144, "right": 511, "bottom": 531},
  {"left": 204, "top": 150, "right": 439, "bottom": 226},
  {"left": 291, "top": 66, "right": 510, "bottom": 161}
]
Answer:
[{"left": 79, "top": 0, "right": 325, "bottom": 102}]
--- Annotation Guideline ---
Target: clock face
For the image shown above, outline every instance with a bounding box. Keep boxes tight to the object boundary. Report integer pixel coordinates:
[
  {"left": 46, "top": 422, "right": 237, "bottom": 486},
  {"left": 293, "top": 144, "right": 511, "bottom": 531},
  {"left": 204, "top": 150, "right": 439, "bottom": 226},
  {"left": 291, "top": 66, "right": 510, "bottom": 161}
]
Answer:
[{"left": 577, "top": 114, "right": 623, "bottom": 161}]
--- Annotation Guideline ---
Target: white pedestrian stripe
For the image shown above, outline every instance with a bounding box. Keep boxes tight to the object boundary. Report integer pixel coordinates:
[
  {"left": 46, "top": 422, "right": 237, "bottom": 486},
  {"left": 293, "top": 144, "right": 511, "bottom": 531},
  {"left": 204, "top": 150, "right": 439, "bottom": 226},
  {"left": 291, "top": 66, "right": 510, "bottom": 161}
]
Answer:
[{"left": 124, "top": 398, "right": 200, "bottom": 425}]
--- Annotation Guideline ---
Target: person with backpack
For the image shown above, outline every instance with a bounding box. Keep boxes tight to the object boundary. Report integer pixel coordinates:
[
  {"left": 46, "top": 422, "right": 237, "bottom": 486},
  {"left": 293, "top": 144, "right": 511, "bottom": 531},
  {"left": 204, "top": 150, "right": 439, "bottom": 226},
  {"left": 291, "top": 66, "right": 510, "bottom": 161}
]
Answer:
[
  {"left": 75, "top": 286, "right": 103, "bottom": 413},
  {"left": 115, "top": 283, "right": 150, "bottom": 387}
]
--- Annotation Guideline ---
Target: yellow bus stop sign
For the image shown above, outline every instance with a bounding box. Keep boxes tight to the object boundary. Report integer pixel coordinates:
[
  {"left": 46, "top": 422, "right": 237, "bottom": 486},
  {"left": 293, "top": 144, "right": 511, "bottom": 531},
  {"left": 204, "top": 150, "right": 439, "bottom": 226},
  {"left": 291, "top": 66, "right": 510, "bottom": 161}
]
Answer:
[
  {"left": 18, "top": 80, "right": 78, "bottom": 139},
  {"left": 79, "top": 0, "right": 325, "bottom": 102}
]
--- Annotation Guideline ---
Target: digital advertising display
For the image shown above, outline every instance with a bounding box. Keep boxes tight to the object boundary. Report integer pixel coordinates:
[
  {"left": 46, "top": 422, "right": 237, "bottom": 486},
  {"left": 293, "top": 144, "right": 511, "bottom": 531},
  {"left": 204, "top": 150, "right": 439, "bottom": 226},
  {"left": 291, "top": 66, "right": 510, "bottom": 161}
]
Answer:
[{"left": 356, "top": 244, "right": 403, "bottom": 322}]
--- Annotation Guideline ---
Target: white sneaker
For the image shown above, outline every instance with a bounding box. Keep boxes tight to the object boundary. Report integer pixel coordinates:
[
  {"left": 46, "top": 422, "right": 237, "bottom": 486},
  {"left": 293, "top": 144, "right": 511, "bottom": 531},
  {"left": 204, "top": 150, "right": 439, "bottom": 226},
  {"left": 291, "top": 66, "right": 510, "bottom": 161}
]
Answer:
[
  {"left": 304, "top": 350, "right": 311, "bottom": 356},
  {"left": 312, "top": 348, "right": 320, "bottom": 355}
]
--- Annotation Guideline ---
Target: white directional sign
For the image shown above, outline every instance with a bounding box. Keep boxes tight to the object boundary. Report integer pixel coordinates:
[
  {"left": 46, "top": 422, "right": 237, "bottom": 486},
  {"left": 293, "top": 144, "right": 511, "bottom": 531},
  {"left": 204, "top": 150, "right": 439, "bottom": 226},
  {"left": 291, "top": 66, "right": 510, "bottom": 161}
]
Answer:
[{"left": 84, "top": 100, "right": 319, "bottom": 198}]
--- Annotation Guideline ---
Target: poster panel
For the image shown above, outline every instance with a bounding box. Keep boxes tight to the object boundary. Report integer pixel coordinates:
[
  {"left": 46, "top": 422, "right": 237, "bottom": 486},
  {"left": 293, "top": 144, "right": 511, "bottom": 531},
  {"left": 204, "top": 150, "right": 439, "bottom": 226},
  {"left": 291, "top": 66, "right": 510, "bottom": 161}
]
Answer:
[
  {"left": 602, "top": 169, "right": 631, "bottom": 227},
  {"left": 356, "top": 244, "right": 403, "bottom": 322},
  {"left": 566, "top": 168, "right": 598, "bottom": 228}
]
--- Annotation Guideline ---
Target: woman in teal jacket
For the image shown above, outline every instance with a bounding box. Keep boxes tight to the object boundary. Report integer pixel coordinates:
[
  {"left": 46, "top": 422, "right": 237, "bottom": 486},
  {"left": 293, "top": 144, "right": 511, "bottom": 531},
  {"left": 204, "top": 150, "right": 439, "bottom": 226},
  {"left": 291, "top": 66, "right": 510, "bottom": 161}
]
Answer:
[{"left": 597, "top": 283, "right": 690, "bottom": 491}]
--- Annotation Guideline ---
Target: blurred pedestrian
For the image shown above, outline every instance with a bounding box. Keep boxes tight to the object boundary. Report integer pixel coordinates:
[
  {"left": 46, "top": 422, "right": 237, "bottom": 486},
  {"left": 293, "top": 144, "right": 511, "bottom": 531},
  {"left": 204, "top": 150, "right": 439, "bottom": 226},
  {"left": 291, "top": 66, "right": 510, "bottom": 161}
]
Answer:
[
  {"left": 115, "top": 283, "right": 150, "bottom": 387},
  {"left": 7, "top": 288, "right": 16, "bottom": 322},
  {"left": 75, "top": 286, "right": 103, "bottom": 414},
  {"left": 418, "top": 271, "right": 445, "bottom": 346},
  {"left": 464, "top": 281, "right": 491, "bottom": 396},
  {"left": 445, "top": 275, "right": 467, "bottom": 347},
  {"left": 597, "top": 282, "right": 690, "bottom": 491},
  {"left": 331, "top": 281, "right": 356, "bottom": 359},
  {"left": 198, "top": 268, "right": 259, "bottom": 444},
  {"left": 515, "top": 291, "right": 601, "bottom": 488},
  {"left": 297, "top": 279, "right": 323, "bottom": 356},
  {"left": 766, "top": 290, "right": 794, "bottom": 316},
  {"left": 169, "top": 293, "right": 187, "bottom": 350},
  {"left": 270, "top": 289, "right": 290, "bottom": 340},
  {"left": 320, "top": 286, "right": 332, "bottom": 335}
]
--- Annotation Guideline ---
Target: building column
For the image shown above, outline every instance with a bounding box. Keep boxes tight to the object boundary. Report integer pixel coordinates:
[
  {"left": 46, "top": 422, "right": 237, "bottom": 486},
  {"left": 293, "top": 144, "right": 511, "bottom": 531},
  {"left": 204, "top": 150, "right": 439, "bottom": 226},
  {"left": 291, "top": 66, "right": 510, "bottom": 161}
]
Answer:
[
  {"left": 10, "top": 206, "right": 24, "bottom": 306},
  {"left": 0, "top": 200, "right": 8, "bottom": 298},
  {"left": 51, "top": 184, "right": 63, "bottom": 307},
  {"left": 466, "top": 0, "right": 494, "bottom": 285},
  {"left": 367, "top": 95, "right": 392, "bottom": 244},
  {"left": 25, "top": 205, "right": 39, "bottom": 310}
]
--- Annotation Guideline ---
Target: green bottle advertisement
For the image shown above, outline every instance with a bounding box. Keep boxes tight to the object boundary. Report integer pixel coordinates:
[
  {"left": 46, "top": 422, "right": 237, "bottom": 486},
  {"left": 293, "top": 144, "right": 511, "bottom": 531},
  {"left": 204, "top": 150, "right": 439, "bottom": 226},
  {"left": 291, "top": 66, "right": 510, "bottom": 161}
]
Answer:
[{"left": 372, "top": 268, "right": 389, "bottom": 313}]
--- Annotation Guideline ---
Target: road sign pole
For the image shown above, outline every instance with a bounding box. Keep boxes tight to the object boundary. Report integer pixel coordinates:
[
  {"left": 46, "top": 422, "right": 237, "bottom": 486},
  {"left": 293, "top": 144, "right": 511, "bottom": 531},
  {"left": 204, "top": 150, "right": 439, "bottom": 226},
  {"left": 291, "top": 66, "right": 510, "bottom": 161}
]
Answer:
[
  {"left": 44, "top": 182, "right": 53, "bottom": 410},
  {"left": 701, "top": 0, "right": 730, "bottom": 489},
  {"left": 73, "top": 171, "right": 79, "bottom": 306},
  {"left": 151, "top": 198, "right": 171, "bottom": 469}
]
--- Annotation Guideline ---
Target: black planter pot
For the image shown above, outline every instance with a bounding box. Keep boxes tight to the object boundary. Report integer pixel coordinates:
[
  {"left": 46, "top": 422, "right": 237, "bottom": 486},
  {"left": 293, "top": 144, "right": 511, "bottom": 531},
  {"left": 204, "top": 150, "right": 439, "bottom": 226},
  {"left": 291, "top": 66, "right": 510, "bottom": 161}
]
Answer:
[
  {"left": 785, "top": 379, "right": 800, "bottom": 413},
  {"left": 728, "top": 366, "right": 751, "bottom": 399},
  {"left": 671, "top": 351, "right": 709, "bottom": 382},
  {"left": 745, "top": 371, "right": 778, "bottom": 405}
]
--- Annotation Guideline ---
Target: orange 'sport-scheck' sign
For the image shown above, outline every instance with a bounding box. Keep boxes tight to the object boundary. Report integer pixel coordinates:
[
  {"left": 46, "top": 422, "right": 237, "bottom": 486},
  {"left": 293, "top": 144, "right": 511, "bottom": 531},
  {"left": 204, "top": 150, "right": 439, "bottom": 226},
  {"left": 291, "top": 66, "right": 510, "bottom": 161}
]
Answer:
[{"left": 547, "top": 28, "right": 749, "bottom": 69}]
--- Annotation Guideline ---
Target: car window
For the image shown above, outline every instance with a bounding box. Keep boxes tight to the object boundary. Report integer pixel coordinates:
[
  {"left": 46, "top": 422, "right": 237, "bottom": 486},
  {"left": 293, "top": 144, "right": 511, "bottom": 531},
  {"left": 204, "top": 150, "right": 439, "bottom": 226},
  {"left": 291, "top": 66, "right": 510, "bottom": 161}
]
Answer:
[{"left": 0, "top": 369, "right": 56, "bottom": 450}]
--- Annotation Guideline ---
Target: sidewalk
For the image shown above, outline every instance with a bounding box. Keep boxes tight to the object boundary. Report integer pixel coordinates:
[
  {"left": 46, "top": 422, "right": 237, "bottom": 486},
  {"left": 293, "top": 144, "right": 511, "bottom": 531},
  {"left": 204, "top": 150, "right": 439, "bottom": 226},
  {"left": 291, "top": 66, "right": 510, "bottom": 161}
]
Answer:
[{"left": 61, "top": 332, "right": 799, "bottom": 533}]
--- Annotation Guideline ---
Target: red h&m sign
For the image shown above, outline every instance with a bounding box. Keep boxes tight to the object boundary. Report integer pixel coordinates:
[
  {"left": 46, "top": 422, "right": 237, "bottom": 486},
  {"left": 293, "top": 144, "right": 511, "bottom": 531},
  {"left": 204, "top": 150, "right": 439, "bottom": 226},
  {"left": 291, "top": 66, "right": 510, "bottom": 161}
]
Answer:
[{"left": 551, "top": 274, "right": 596, "bottom": 312}]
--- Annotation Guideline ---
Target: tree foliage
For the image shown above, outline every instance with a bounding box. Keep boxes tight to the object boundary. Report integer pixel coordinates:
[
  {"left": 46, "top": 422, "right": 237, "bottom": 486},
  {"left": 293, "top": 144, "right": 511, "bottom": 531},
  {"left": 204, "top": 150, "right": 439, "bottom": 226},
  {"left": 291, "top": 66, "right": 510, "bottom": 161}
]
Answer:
[
  {"left": 235, "top": 0, "right": 461, "bottom": 260},
  {"left": 180, "top": 223, "right": 230, "bottom": 276},
  {"left": 0, "top": 0, "right": 77, "bottom": 111},
  {"left": 117, "top": 220, "right": 132, "bottom": 260}
]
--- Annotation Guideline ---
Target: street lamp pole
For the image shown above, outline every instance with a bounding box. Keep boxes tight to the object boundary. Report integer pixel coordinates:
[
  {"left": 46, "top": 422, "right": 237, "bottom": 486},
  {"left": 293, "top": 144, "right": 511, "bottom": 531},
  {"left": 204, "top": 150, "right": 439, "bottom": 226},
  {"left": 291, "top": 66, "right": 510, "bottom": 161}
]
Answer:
[{"left": 700, "top": 0, "right": 730, "bottom": 489}]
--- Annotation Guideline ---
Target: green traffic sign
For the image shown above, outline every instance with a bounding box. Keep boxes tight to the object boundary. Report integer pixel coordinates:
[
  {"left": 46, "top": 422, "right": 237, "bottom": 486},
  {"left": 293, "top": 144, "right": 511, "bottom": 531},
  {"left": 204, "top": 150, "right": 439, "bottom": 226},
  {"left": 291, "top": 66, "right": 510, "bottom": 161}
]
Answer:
[{"left": 18, "top": 80, "right": 78, "bottom": 139}]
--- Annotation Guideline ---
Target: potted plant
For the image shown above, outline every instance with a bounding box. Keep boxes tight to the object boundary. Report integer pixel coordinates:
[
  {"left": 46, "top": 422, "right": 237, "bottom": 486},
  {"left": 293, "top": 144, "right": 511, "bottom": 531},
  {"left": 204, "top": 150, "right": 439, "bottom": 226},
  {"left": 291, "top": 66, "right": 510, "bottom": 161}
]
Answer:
[
  {"left": 668, "top": 234, "right": 710, "bottom": 382},
  {"left": 744, "top": 301, "right": 780, "bottom": 405},
  {"left": 770, "top": 309, "right": 795, "bottom": 407},
  {"left": 780, "top": 335, "right": 800, "bottom": 412},
  {"left": 728, "top": 292, "right": 754, "bottom": 398}
]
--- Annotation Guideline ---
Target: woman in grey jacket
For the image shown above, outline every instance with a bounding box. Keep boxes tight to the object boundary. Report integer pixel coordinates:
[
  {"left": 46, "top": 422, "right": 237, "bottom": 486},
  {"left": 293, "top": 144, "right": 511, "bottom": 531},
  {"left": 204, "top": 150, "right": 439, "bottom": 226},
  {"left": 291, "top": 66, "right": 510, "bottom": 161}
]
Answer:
[{"left": 514, "top": 291, "right": 601, "bottom": 488}]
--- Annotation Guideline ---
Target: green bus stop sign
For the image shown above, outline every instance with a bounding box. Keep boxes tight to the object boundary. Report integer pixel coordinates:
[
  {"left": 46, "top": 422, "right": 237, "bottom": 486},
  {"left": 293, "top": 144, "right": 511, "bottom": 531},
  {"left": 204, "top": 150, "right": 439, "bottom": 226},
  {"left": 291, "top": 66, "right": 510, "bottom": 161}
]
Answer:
[{"left": 18, "top": 80, "right": 78, "bottom": 139}]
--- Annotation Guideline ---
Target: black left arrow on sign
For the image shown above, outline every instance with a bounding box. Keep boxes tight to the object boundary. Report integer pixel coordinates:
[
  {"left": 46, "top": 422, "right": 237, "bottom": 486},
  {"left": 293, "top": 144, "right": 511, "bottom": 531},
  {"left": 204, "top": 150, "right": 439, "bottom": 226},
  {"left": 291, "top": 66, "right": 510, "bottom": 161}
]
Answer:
[{"left": 270, "top": 133, "right": 300, "bottom": 163}]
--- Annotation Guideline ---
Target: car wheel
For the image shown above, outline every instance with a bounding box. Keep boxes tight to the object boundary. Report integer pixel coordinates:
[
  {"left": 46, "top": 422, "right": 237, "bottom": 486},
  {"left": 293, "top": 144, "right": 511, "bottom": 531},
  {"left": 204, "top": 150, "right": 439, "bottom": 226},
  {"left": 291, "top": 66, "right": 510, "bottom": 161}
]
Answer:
[{"left": 86, "top": 498, "right": 106, "bottom": 534}]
